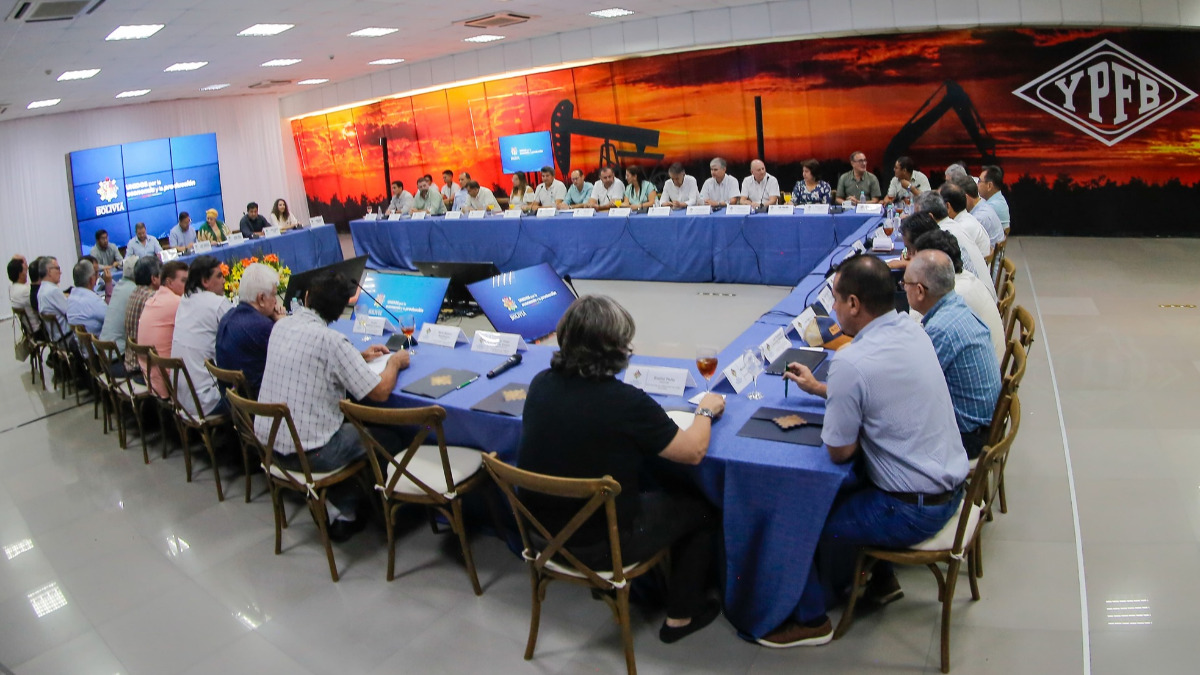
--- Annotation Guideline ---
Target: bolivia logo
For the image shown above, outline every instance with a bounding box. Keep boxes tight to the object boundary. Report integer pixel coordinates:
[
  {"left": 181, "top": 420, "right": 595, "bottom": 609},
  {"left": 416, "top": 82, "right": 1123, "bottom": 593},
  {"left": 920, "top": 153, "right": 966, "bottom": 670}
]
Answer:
[
  {"left": 502, "top": 296, "right": 517, "bottom": 311},
  {"left": 1013, "top": 39, "right": 1196, "bottom": 147},
  {"left": 97, "top": 178, "right": 119, "bottom": 202}
]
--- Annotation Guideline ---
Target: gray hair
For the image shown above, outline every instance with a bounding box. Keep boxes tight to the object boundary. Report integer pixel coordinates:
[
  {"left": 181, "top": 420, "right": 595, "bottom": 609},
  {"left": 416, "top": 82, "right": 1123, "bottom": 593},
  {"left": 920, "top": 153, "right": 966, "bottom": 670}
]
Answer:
[
  {"left": 950, "top": 173, "right": 979, "bottom": 199},
  {"left": 550, "top": 294, "right": 635, "bottom": 380},
  {"left": 238, "top": 262, "right": 280, "bottom": 302},
  {"left": 37, "top": 257, "right": 56, "bottom": 277},
  {"left": 122, "top": 254, "right": 140, "bottom": 271},
  {"left": 945, "top": 164, "right": 970, "bottom": 182},
  {"left": 72, "top": 259, "right": 95, "bottom": 288},
  {"left": 910, "top": 250, "right": 956, "bottom": 298},
  {"left": 914, "top": 191, "right": 948, "bottom": 220},
  {"left": 710, "top": 157, "right": 728, "bottom": 169}
]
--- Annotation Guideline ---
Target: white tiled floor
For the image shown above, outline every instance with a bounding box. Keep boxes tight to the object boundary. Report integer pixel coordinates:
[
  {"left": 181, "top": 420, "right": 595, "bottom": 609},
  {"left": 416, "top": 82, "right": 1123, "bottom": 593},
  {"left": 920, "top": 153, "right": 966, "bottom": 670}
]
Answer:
[{"left": 2, "top": 236, "right": 1197, "bottom": 673}]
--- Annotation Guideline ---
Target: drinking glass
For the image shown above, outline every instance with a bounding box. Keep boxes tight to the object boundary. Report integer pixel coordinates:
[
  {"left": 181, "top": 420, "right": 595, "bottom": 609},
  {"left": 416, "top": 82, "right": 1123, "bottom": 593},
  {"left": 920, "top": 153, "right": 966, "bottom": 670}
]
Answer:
[
  {"left": 400, "top": 314, "right": 416, "bottom": 355},
  {"left": 744, "top": 348, "right": 765, "bottom": 400},
  {"left": 695, "top": 346, "right": 718, "bottom": 393}
]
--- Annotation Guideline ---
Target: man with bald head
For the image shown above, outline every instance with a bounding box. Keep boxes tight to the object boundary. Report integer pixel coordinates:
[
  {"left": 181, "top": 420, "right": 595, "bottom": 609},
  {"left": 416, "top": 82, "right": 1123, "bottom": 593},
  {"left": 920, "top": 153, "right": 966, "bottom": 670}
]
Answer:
[
  {"left": 904, "top": 249, "right": 1001, "bottom": 459},
  {"left": 740, "top": 159, "right": 780, "bottom": 208}
]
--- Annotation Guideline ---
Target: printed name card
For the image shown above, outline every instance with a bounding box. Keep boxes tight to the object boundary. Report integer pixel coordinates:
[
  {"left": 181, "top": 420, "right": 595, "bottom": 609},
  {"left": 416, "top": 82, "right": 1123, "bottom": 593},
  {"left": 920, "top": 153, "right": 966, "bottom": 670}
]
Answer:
[
  {"left": 759, "top": 327, "right": 792, "bottom": 364},
  {"left": 353, "top": 316, "right": 386, "bottom": 336},
  {"left": 444, "top": 211, "right": 462, "bottom": 220},
  {"left": 791, "top": 307, "right": 816, "bottom": 338},
  {"left": 687, "top": 205, "right": 712, "bottom": 216},
  {"left": 468, "top": 210, "right": 488, "bottom": 220},
  {"left": 470, "top": 330, "right": 527, "bottom": 356},
  {"left": 871, "top": 236, "right": 895, "bottom": 252},
  {"left": 263, "top": 226, "right": 282, "bottom": 238},
  {"left": 573, "top": 208, "right": 595, "bottom": 218},
  {"left": 608, "top": 207, "right": 631, "bottom": 217},
  {"left": 855, "top": 203, "right": 883, "bottom": 214},
  {"left": 419, "top": 323, "right": 468, "bottom": 348},
  {"left": 227, "top": 232, "right": 245, "bottom": 244},
  {"left": 363, "top": 213, "right": 379, "bottom": 221},
  {"left": 768, "top": 204, "right": 795, "bottom": 215},
  {"left": 499, "top": 208, "right": 521, "bottom": 219},
  {"left": 536, "top": 207, "right": 557, "bottom": 218},
  {"left": 386, "top": 213, "right": 402, "bottom": 221},
  {"left": 851, "top": 239, "right": 867, "bottom": 254},
  {"left": 309, "top": 216, "right": 326, "bottom": 227},
  {"left": 410, "top": 211, "right": 426, "bottom": 220},
  {"left": 622, "top": 365, "right": 696, "bottom": 397},
  {"left": 720, "top": 352, "right": 755, "bottom": 394},
  {"left": 647, "top": 206, "right": 671, "bottom": 217},
  {"left": 158, "top": 249, "right": 179, "bottom": 262},
  {"left": 726, "top": 204, "right": 753, "bottom": 215},
  {"left": 818, "top": 283, "right": 836, "bottom": 314},
  {"left": 192, "top": 241, "right": 212, "bottom": 254},
  {"left": 803, "top": 204, "right": 830, "bottom": 215}
]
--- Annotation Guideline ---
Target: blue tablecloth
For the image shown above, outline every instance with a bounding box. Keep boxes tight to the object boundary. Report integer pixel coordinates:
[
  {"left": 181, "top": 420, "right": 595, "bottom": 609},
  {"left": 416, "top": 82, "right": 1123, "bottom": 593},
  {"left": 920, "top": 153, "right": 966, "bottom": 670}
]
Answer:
[
  {"left": 332, "top": 215, "right": 884, "bottom": 638},
  {"left": 179, "top": 226, "right": 342, "bottom": 273},
  {"left": 350, "top": 211, "right": 877, "bottom": 285}
]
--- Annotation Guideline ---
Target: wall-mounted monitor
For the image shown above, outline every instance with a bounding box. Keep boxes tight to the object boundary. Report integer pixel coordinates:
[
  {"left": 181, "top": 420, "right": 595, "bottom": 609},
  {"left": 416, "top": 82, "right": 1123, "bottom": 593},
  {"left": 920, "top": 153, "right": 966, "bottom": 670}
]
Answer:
[
  {"left": 466, "top": 263, "right": 577, "bottom": 342},
  {"left": 498, "top": 131, "right": 554, "bottom": 175},
  {"left": 68, "top": 132, "right": 222, "bottom": 255}
]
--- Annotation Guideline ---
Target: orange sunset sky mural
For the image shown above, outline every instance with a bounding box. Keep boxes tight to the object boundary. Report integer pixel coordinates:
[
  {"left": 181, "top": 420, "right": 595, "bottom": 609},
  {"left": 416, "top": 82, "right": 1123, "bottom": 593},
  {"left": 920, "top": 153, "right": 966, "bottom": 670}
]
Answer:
[{"left": 292, "top": 28, "right": 1200, "bottom": 236}]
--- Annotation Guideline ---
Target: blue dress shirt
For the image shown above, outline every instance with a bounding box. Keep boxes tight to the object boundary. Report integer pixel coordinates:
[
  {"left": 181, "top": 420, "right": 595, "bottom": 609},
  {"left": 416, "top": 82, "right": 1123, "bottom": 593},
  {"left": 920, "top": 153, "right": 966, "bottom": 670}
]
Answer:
[{"left": 921, "top": 292, "right": 1002, "bottom": 433}]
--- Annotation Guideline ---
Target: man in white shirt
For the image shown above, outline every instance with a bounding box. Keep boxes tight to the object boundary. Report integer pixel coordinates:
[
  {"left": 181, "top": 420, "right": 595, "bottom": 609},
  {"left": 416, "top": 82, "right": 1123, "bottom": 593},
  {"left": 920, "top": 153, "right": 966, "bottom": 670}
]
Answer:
[
  {"left": 587, "top": 166, "right": 626, "bottom": 210},
  {"left": 126, "top": 222, "right": 163, "bottom": 258},
  {"left": 882, "top": 156, "right": 930, "bottom": 208},
  {"left": 462, "top": 181, "right": 500, "bottom": 212},
  {"left": 171, "top": 256, "right": 233, "bottom": 418},
  {"left": 913, "top": 193, "right": 994, "bottom": 298},
  {"left": 7, "top": 255, "right": 41, "bottom": 332},
  {"left": 452, "top": 172, "right": 471, "bottom": 211},
  {"left": 659, "top": 163, "right": 699, "bottom": 208},
  {"left": 740, "top": 159, "right": 780, "bottom": 208},
  {"left": 699, "top": 157, "right": 740, "bottom": 207},
  {"left": 938, "top": 183, "right": 991, "bottom": 257},
  {"left": 532, "top": 166, "right": 567, "bottom": 209},
  {"left": 949, "top": 170, "right": 1004, "bottom": 246},
  {"left": 440, "top": 169, "right": 460, "bottom": 208}
]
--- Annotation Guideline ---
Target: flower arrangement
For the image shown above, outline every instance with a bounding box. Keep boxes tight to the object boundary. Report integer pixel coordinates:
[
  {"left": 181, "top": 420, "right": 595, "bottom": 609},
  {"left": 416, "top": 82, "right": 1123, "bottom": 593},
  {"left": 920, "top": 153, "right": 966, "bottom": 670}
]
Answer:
[{"left": 223, "top": 252, "right": 291, "bottom": 301}]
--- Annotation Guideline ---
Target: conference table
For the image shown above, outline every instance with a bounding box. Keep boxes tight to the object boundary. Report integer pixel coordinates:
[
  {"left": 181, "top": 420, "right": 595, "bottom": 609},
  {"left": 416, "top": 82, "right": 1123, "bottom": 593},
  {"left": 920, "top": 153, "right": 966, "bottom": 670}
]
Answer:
[
  {"left": 177, "top": 225, "right": 343, "bottom": 273},
  {"left": 349, "top": 210, "right": 876, "bottom": 285},
  {"left": 335, "top": 215, "right": 884, "bottom": 639}
]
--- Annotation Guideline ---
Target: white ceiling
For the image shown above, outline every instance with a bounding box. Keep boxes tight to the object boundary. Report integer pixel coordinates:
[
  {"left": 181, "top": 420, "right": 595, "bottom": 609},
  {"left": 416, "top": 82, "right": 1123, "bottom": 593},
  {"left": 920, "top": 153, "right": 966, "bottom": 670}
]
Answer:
[{"left": 0, "top": 0, "right": 761, "bottom": 121}]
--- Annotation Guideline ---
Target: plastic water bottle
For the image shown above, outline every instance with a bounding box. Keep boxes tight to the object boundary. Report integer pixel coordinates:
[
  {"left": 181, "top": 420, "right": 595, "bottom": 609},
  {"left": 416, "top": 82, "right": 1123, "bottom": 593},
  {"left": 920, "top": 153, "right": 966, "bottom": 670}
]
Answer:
[{"left": 858, "top": 190, "right": 866, "bottom": 208}]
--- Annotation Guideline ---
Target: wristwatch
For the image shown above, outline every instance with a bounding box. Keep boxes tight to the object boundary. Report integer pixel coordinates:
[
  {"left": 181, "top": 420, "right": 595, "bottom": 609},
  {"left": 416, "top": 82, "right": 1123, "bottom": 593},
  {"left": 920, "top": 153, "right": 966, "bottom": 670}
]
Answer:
[{"left": 695, "top": 408, "right": 716, "bottom": 420}]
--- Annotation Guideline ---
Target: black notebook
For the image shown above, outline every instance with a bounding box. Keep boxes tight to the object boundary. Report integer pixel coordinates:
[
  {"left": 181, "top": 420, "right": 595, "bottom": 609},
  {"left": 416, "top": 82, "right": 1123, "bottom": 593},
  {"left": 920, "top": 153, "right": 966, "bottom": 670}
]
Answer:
[
  {"left": 736, "top": 407, "right": 825, "bottom": 447},
  {"left": 401, "top": 368, "right": 479, "bottom": 399},
  {"left": 764, "top": 347, "right": 828, "bottom": 376},
  {"left": 470, "top": 383, "right": 530, "bottom": 417}
]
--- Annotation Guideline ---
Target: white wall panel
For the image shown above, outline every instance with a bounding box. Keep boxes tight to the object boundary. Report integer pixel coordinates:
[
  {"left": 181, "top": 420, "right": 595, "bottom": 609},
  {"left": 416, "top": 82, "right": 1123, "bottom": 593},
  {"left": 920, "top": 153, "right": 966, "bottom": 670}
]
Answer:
[{"left": 768, "top": 0, "right": 814, "bottom": 37}]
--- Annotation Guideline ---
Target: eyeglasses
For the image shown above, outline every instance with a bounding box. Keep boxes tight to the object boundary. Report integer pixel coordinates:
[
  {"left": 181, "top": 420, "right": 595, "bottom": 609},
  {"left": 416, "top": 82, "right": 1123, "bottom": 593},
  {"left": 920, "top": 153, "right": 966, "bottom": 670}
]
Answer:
[
  {"left": 853, "top": 158, "right": 868, "bottom": 164},
  {"left": 901, "top": 278, "right": 924, "bottom": 290}
]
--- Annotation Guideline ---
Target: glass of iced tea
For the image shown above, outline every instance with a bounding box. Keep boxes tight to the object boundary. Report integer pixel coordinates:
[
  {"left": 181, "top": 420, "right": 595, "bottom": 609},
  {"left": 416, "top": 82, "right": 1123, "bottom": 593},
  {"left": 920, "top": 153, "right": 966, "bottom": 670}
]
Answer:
[
  {"left": 696, "top": 346, "right": 718, "bottom": 392},
  {"left": 400, "top": 314, "right": 416, "bottom": 355}
]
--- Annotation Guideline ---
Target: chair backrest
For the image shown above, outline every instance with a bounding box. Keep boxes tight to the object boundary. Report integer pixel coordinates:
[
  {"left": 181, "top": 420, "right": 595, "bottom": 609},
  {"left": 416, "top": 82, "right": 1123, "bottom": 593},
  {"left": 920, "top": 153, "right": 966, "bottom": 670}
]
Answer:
[
  {"left": 987, "top": 239, "right": 1007, "bottom": 274},
  {"left": 993, "top": 256, "right": 1016, "bottom": 294},
  {"left": 340, "top": 400, "right": 456, "bottom": 500},
  {"left": 41, "top": 312, "right": 69, "bottom": 346},
  {"left": 1005, "top": 305, "right": 1036, "bottom": 355},
  {"left": 225, "top": 390, "right": 315, "bottom": 488},
  {"left": 481, "top": 452, "right": 630, "bottom": 589},
  {"left": 204, "top": 358, "right": 249, "bottom": 398},
  {"left": 126, "top": 339, "right": 159, "bottom": 394},
  {"left": 996, "top": 280, "right": 1015, "bottom": 323},
  {"left": 957, "top": 393, "right": 1020, "bottom": 554},
  {"left": 989, "top": 340, "right": 1026, "bottom": 446},
  {"left": 73, "top": 328, "right": 105, "bottom": 382},
  {"left": 11, "top": 307, "right": 39, "bottom": 345},
  {"left": 147, "top": 352, "right": 207, "bottom": 425}
]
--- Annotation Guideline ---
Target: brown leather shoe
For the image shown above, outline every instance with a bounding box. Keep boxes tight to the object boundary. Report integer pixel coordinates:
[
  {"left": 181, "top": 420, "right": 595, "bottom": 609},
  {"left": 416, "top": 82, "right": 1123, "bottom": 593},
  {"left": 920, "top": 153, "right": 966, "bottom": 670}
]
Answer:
[{"left": 756, "top": 617, "right": 833, "bottom": 648}]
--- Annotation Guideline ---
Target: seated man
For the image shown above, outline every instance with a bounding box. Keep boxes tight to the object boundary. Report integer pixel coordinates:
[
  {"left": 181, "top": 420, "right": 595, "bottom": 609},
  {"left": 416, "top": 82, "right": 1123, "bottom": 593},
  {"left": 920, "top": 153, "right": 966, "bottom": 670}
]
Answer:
[
  {"left": 8, "top": 255, "right": 41, "bottom": 333},
  {"left": 126, "top": 221, "right": 163, "bottom": 258},
  {"left": 67, "top": 259, "right": 107, "bottom": 336},
  {"left": 122, "top": 256, "right": 161, "bottom": 378},
  {"left": 216, "top": 262, "right": 284, "bottom": 398},
  {"left": 256, "top": 270, "right": 410, "bottom": 541},
  {"left": 532, "top": 166, "right": 567, "bottom": 209},
  {"left": 903, "top": 250, "right": 1002, "bottom": 459},
  {"left": 938, "top": 183, "right": 991, "bottom": 257},
  {"left": 410, "top": 175, "right": 447, "bottom": 215},
  {"left": 835, "top": 151, "right": 882, "bottom": 206},
  {"left": 36, "top": 257, "right": 70, "bottom": 341},
  {"left": 138, "top": 260, "right": 189, "bottom": 399},
  {"left": 949, "top": 169, "right": 1004, "bottom": 246},
  {"left": 461, "top": 180, "right": 500, "bottom": 212},
  {"left": 172, "top": 256, "right": 233, "bottom": 418},
  {"left": 765, "top": 254, "right": 967, "bottom": 647},
  {"left": 452, "top": 172, "right": 471, "bottom": 211},
  {"left": 560, "top": 169, "right": 593, "bottom": 208},
  {"left": 440, "top": 169, "right": 460, "bottom": 208},
  {"left": 89, "top": 229, "right": 123, "bottom": 275},
  {"left": 660, "top": 162, "right": 699, "bottom": 209},
  {"left": 169, "top": 212, "right": 197, "bottom": 251},
  {"left": 99, "top": 254, "right": 142, "bottom": 367},
  {"left": 587, "top": 166, "right": 626, "bottom": 210},
  {"left": 882, "top": 155, "right": 930, "bottom": 209},
  {"left": 913, "top": 192, "right": 992, "bottom": 295},
  {"left": 740, "top": 159, "right": 780, "bottom": 208},
  {"left": 385, "top": 181, "right": 414, "bottom": 215},
  {"left": 979, "top": 165, "right": 1010, "bottom": 233},
  {"left": 699, "top": 157, "right": 740, "bottom": 207},
  {"left": 239, "top": 202, "right": 270, "bottom": 237}
]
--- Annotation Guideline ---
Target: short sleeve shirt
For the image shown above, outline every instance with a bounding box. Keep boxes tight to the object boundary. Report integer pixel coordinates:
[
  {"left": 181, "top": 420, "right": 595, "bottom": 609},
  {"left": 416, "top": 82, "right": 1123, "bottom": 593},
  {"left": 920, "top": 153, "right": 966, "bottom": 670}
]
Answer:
[
  {"left": 216, "top": 301, "right": 275, "bottom": 397},
  {"left": 534, "top": 180, "right": 567, "bottom": 206},
  {"left": 835, "top": 170, "right": 882, "bottom": 200},
  {"left": 127, "top": 237, "right": 163, "bottom": 257},
  {"left": 564, "top": 181, "right": 593, "bottom": 206},
  {"left": 592, "top": 178, "right": 625, "bottom": 206},
  {"left": 660, "top": 175, "right": 699, "bottom": 206},
  {"left": 740, "top": 173, "right": 781, "bottom": 206},
  {"left": 886, "top": 170, "right": 931, "bottom": 200},
  {"left": 699, "top": 175, "right": 740, "bottom": 204},
  {"left": 169, "top": 225, "right": 197, "bottom": 248}
]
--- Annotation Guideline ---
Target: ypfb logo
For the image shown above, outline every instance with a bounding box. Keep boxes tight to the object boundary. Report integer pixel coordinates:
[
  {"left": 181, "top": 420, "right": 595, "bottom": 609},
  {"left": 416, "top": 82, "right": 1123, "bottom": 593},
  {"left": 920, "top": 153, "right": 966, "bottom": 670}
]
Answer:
[
  {"left": 1013, "top": 39, "right": 1196, "bottom": 146},
  {"left": 502, "top": 296, "right": 517, "bottom": 311},
  {"left": 97, "top": 178, "right": 119, "bottom": 202}
]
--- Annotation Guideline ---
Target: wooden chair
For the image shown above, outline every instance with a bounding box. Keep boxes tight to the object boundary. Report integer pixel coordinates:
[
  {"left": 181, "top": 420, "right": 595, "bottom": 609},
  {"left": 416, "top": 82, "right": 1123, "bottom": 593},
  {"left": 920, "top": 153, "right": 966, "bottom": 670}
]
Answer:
[
  {"left": 972, "top": 393, "right": 1022, "bottom": 580},
  {"left": 226, "top": 391, "right": 369, "bottom": 582},
  {"left": 147, "top": 352, "right": 231, "bottom": 502},
  {"left": 11, "top": 307, "right": 47, "bottom": 388},
  {"left": 340, "top": 400, "right": 488, "bottom": 594},
  {"left": 481, "top": 452, "right": 670, "bottom": 675},
  {"left": 986, "top": 238, "right": 1006, "bottom": 274},
  {"left": 41, "top": 312, "right": 77, "bottom": 400},
  {"left": 73, "top": 328, "right": 111, "bottom": 432},
  {"left": 94, "top": 339, "right": 156, "bottom": 464},
  {"left": 127, "top": 340, "right": 173, "bottom": 460},
  {"left": 832, "top": 395, "right": 1019, "bottom": 673},
  {"left": 204, "top": 359, "right": 257, "bottom": 502},
  {"left": 1003, "top": 305, "right": 1035, "bottom": 370},
  {"left": 996, "top": 280, "right": 1015, "bottom": 325},
  {"left": 993, "top": 256, "right": 1016, "bottom": 296},
  {"left": 987, "top": 341, "right": 1026, "bottom": 517}
]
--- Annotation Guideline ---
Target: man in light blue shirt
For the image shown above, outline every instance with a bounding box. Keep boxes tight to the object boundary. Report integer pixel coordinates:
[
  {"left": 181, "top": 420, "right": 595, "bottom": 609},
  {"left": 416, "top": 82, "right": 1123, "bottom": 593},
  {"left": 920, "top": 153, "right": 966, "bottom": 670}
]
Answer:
[
  {"left": 979, "top": 165, "right": 1010, "bottom": 233},
  {"left": 452, "top": 172, "right": 470, "bottom": 211},
  {"left": 36, "top": 257, "right": 71, "bottom": 342},
  {"left": 562, "top": 169, "right": 593, "bottom": 208},
  {"left": 67, "top": 259, "right": 108, "bottom": 336},
  {"left": 169, "top": 212, "right": 197, "bottom": 250},
  {"left": 126, "top": 222, "right": 163, "bottom": 257},
  {"left": 100, "top": 254, "right": 141, "bottom": 357},
  {"left": 948, "top": 171, "right": 1004, "bottom": 246}
]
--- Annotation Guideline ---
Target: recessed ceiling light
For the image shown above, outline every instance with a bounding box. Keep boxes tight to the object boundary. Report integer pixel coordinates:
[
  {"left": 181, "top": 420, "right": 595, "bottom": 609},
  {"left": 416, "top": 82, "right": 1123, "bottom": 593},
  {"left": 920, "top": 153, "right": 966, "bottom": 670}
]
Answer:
[
  {"left": 238, "top": 24, "right": 294, "bottom": 37},
  {"left": 589, "top": 8, "right": 635, "bottom": 18},
  {"left": 369, "top": 58, "right": 405, "bottom": 65},
  {"left": 261, "top": 58, "right": 301, "bottom": 67},
  {"left": 348, "top": 27, "right": 397, "bottom": 38},
  {"left": 463, "top": 34, "right": 505, "bottom": 43},
  {"left": 164, "top": 61, "right": 208, "bottom": 72},
  {"left": 57, "top": 69, "right": 101, "bottom": 81},
  {"left": 116, "top": 89, "right": 151, "bottom": 98},
  {"left": 200, "top": 83, "right": 230, "bottom": 91},
  {"left": 27, "top": 99, "right": 60, "bottom": 109},
  {"left": 297, "top": 79, "right": 329, "bottom": 85},
  {"left": 105, "top": 24, "right": 164, "bottom": 41}
]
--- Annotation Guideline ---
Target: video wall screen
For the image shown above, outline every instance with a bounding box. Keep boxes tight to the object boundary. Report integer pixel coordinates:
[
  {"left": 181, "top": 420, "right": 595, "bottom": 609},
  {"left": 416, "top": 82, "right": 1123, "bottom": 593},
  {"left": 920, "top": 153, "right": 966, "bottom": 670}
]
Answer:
[{"left": 68, "top": 132, "right": 223, "bottom": 254}]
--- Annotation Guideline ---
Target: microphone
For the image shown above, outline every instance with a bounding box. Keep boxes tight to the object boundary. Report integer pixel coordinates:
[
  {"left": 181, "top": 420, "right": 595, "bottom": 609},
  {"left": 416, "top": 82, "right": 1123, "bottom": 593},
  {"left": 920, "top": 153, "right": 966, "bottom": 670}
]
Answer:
[
  {"left": 354, "top": 281, "right": 404, "bottom": 333},
  {"left": 562, "top": 274, "right": 579, "bottom": 298},
  {"left": 486, "top": 353, "right": 523, "bottom": 379}
]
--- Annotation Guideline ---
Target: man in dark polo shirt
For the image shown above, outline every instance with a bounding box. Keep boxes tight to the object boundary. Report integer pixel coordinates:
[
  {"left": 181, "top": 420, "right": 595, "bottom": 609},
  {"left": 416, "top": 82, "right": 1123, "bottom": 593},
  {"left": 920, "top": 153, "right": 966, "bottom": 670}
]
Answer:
[
  {"left": 238, "top": 202, "right": 271, "bottom": 237},
  {"left": 216, "top": 262, "right": 285, "bottom": 398}
]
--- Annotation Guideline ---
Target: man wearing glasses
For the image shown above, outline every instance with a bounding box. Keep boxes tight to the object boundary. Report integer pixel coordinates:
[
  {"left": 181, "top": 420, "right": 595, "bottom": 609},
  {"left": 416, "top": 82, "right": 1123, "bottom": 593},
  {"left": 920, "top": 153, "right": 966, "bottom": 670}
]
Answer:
[{"left": 835, "top": 151, "right": 882, "bottom": 206}]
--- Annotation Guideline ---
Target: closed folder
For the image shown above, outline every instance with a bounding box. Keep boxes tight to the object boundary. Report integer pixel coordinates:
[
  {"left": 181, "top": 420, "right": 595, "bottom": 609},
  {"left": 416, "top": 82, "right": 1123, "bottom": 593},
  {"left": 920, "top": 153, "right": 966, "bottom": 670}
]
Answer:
[{"left": 736, "top": 407, "right": 825, "bottom": 447}]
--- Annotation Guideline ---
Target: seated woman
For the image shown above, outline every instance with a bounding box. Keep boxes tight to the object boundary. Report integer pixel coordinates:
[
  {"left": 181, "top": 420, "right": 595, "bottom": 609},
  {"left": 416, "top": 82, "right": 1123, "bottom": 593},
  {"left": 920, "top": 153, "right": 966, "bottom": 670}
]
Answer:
[
  {"left": 791, "top": 159, "right": 832, "bottom": 205},
  {"left": 624, "top": 165, "right": 657, "bottom": 210},
  {"left": 518, "top": 294, "right": 726, "bottom": 644},
  {"left": 509, "top": 173, "right": 538, "bottom": 213},
  {"left": 196, "top": 208, "right": 229, "bottom": 243},
  {"left": 268, "top": 198, "right": 301, "bottom": 231}
]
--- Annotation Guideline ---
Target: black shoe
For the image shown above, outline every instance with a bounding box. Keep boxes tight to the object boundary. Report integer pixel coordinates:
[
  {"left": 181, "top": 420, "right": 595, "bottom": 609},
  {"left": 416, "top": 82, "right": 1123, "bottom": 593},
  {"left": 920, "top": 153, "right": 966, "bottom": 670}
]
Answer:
[
  {"left": 659, "top": 599, "right": 722, "bottom": 644},
  {"left": 864, "top": 569, "right": 904, "bottom": 606},
  {"left": 327, "top": 517, "right": 367, "bottom": 543}
]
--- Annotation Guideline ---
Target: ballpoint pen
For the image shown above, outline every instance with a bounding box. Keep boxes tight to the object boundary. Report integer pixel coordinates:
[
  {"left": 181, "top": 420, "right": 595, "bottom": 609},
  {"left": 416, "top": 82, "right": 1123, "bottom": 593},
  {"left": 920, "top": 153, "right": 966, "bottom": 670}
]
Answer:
[
  {"left": 456, "top": 375, "right": 480, "bottom": 390},
  {"left": 784, "top": 372, "right": 789, "bottom": 398}
]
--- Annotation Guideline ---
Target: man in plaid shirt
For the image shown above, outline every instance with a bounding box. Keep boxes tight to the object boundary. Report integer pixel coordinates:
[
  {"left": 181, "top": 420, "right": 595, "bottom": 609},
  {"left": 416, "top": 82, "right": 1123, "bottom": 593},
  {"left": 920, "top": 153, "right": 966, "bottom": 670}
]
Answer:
[{"left": 122, "top": 256, "right": 163, "bottom": 381}]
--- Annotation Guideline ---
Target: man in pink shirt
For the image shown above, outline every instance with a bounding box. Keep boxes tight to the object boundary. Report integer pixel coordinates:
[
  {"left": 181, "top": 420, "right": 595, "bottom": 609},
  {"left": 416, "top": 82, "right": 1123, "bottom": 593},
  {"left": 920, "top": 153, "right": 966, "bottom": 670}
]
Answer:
[{"left": 137, "top": 260, "right": 189, "bottom": 398}]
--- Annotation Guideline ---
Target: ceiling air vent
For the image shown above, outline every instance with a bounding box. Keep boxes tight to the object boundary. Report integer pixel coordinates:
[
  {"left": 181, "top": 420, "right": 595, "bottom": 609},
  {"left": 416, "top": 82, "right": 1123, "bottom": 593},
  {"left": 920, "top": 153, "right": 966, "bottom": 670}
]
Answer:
[
  {"left": 7, "top": 0, "right": 93, "bottom": 23},
  {"left": 462, "top": 11, "right": 531, "bottom": 29},
  {"left": 248, "top": 80, "right": 293, "bottom": 89}
]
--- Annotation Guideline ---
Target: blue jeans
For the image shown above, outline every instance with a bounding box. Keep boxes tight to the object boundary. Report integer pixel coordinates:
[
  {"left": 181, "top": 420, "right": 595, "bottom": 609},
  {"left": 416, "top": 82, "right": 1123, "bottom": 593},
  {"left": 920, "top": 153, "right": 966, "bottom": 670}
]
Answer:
[{"left": 792, "top": 485, "right": 962, "bottom": 622}]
